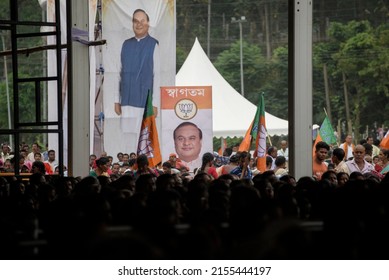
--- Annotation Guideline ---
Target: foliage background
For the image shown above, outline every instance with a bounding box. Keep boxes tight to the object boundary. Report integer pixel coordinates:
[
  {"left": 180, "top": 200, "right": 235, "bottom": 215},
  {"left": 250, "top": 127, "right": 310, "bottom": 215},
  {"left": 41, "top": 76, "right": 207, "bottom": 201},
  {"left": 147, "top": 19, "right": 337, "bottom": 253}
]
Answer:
[{"left": 1, "top": 0, "right": 388, "bottom": 151}]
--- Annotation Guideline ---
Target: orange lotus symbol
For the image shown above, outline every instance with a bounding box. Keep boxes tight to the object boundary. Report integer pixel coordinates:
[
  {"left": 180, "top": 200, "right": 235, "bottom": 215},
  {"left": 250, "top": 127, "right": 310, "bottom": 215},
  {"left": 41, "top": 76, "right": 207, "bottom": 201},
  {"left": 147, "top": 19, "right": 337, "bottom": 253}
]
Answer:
[{"left": 179, "top": 103, "right": 193, "bottom": 118}]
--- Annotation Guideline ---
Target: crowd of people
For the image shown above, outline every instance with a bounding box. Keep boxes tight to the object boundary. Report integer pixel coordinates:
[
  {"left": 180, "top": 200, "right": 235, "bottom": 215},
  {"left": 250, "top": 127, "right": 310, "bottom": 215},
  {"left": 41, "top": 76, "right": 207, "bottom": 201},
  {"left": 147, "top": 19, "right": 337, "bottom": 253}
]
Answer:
[
  {"left": 0, "top": 136, "right": 388, "bottom": 260},
  {"left": 1, "top": 5, "right": 388, "bottom": 260},
  {"left": 312, "top": 135, "right": 388, "bottom": 181},
  {"left": 0, "top": 142, "right": 59, "bottom": 175}
]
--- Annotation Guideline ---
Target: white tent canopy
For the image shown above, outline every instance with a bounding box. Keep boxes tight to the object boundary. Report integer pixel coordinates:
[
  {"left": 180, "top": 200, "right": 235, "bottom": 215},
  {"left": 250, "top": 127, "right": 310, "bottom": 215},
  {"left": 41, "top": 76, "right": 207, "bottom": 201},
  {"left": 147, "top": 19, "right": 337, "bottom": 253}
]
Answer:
[{"left": 176, "top": 38, "right": 288, "bottom": 138}]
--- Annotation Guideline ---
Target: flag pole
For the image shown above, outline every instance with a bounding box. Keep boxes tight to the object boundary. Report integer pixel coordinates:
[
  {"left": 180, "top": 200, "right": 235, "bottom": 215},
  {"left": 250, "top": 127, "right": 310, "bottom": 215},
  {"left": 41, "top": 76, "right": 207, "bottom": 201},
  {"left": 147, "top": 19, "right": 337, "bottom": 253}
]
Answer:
[
  {"left": 323, "top": 107, "right": 328, "bottom": 117},
  {"left": 265, "top": 128, "right": 272, "bottom": 146},
  {"left": 249, "top": 133, "right": 254, "bottom": 152}
]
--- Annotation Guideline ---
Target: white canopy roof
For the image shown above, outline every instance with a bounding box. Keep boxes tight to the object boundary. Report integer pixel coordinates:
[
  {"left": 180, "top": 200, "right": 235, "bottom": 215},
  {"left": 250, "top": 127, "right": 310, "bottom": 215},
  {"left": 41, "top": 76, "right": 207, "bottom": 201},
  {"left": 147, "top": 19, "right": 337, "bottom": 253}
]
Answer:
[{"left": 176, "top": 38, "right": 288, "bottom": 138}]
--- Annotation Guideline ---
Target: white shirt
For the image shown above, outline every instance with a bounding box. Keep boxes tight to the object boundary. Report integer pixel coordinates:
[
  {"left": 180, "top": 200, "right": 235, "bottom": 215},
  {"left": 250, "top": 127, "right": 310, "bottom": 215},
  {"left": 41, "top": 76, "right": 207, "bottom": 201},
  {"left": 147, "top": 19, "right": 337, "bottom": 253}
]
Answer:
[
  {"left": 346, "top": 159, "right": 374, "bottom": 175},
  {"left": 277, "top": 148, "right": 289, "bottom": 161},
  {"left": 270, "top": 157, "right": 276, "bottom": 170},
  {"left": 339, "top": 143, "right": 354, "bottom": 160}
]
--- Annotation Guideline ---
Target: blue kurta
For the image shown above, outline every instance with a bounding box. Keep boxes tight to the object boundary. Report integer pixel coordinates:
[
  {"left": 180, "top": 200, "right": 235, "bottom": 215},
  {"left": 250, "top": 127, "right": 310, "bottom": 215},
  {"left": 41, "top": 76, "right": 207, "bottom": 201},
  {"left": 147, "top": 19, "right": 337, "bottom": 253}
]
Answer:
[{"left": 119, "top": 35, "right": 158, "bottom": 108}]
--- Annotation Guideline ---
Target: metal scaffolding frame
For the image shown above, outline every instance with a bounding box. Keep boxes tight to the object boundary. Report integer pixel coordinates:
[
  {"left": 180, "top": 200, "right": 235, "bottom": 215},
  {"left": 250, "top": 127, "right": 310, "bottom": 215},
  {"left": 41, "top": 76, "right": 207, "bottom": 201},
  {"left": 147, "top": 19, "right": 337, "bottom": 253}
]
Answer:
[{"left": 0, "top": 0, "right": 68, "bottom": 175}]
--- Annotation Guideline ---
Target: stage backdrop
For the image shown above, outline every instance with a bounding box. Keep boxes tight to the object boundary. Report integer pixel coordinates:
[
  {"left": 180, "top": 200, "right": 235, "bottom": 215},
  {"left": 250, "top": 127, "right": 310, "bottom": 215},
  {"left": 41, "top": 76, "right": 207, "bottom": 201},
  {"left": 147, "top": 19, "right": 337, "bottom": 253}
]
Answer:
[
  {"left": 161, "top": 86, "right": 213, "bottom": 171},
  {"left": 101, "top": 0, "right": 176, "bottom": 157}
]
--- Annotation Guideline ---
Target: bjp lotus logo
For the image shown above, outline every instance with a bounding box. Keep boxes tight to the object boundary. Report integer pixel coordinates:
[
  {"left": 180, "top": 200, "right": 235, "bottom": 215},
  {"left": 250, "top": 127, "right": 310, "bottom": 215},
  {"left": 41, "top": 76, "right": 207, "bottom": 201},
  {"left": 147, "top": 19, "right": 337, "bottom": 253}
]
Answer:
[{"left": 175, "top": 99, "right": 197, "bottom": 120}]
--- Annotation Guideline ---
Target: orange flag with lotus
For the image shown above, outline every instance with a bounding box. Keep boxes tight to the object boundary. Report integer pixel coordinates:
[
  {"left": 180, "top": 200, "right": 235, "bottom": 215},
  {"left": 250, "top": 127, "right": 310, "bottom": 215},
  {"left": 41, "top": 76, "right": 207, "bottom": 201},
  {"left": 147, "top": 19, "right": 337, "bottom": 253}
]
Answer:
[
  {"left": 239, "top": 93, "right": 267, "bottom": 173},
  {"left": 137, "top": 91, "right": 162, "bottom": 167}
]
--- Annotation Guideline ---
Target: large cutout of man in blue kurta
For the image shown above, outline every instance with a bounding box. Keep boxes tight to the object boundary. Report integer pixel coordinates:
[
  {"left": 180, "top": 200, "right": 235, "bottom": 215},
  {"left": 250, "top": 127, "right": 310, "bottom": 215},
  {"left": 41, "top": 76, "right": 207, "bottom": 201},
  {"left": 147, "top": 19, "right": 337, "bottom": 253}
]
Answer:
[{"left": 114, "top": 9, "right": 160, "bottom": 155}]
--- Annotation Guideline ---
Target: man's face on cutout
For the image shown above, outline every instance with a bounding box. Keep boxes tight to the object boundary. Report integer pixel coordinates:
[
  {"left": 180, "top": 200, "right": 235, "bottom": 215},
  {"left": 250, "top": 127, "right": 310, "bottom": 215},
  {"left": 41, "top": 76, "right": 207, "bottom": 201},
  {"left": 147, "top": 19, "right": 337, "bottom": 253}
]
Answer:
[
  {"left": 133, "top": 11, "right": 149, "bottom": 38},
  {"left": 174, "top": 124, "right": 202, "bottom": 162}
]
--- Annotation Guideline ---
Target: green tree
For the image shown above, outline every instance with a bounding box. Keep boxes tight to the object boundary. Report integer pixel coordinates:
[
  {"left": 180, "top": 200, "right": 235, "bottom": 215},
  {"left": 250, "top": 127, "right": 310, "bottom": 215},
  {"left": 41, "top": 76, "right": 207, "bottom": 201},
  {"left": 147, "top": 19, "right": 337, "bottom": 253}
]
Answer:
[
  {"left": 214, "top": 40, "right": 268, "bottom": 104},
  {"left": 259, "top": 46, "right": 288, "bottom": 119},
  {"left": 313, "top": 20, "right": 389, "bottom": 141}
]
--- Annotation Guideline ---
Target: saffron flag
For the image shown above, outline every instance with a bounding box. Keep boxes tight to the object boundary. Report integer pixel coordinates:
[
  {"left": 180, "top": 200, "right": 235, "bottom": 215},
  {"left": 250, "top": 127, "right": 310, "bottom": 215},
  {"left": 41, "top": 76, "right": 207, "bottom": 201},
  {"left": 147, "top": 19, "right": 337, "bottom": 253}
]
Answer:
[
  {"left": 239, "top": 94, "right": 267, "bottom": 173},
  {"left": 137, "top": 91, "right": 162, "bottom": 167},
  {"left": 218, "top": 138, "right": 227, "bottom": 155},
  {"left": 312, "top": 116, "right": 337, "bottom": 155},
  {"left": 238, "top": 121, "right": 253, "bottom": 152},
  {"left": 380, "top": 130, "right": 389, "bottom": 149}
]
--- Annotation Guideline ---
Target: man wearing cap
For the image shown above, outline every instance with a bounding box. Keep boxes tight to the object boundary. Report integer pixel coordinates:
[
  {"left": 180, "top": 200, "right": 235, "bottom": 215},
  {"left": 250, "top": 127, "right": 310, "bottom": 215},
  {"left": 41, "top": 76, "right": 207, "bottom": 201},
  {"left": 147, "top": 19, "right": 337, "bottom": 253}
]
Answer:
[{"left": 168, "top": 153, "right": 189, "bottom": 172}]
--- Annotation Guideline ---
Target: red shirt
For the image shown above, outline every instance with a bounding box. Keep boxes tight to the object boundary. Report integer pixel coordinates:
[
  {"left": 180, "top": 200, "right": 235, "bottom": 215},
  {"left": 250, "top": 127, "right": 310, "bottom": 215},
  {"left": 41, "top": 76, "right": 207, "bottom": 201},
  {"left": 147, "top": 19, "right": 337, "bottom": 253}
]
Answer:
[{"left": 207, "top": 166, "right": 218, "bottom": 179}]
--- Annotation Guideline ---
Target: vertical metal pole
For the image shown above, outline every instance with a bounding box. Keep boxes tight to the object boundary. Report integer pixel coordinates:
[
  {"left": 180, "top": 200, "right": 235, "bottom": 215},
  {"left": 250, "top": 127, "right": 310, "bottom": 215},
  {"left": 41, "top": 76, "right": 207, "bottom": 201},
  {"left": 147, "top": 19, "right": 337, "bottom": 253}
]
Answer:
[
  {"left": 10, "top": 0, "right": 20, "bottom": 174},
  {"left": 70, "top": 0, "right": 90, "bottom": 177},
  {"left": 288, "top": 0, "right": 313, "bottom": 180},
  {"left": 239, "top": 21, "right": 244, "bottom": 97},
  {"left": 42, "top": 6, "right": 48, "bottom": 147},
  {"left": 55, "top": 0, "right": 64, "bottom": 175},
  {"left": 207, "top": 0, "right": 211, "bottom": 58},
  {"left": 1, "top": 35, "right": 12, "bottom": 147},
  {"left": 66, "top": 0, "right": 72, "bottom": 176}
]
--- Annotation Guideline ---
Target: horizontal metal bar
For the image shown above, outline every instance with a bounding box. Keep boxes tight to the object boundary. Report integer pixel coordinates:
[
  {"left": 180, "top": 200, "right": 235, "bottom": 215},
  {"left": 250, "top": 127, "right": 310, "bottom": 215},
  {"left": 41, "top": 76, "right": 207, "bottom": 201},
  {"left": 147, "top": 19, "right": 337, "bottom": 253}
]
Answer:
[
  {"left": 0, "top": 40, "right": 105, "bottom": 57},
  {"left": 0, "top": 44, "right": 66, "bottom": 57},
  {"left": 0, "top": 20, "right": 57, "bottom": 27},
  {"left": 16, "top": 31, "right": 58, "bottom": 38},
  {"left": 18, "top": 122, "right": 60, "bottom": 126},
  {"left": 0, "top": 129, "right": 61, "bottom": 134},
  {"left": 0, "top": 25, "right": 12, "bottom": 30},
  {"left": 17, "top": 76, "right": 58, "bottom": 83}
]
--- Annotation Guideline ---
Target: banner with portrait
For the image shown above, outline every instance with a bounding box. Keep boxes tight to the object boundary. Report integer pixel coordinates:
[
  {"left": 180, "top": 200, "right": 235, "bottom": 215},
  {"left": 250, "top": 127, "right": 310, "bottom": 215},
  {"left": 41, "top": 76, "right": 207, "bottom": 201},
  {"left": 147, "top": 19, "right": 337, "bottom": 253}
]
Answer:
[
  {"left": 101, "top": 0, "right": 176, "bottom": 157},
  {"left": 161, "top": 86, "right": 213, "bottom": 171}
]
